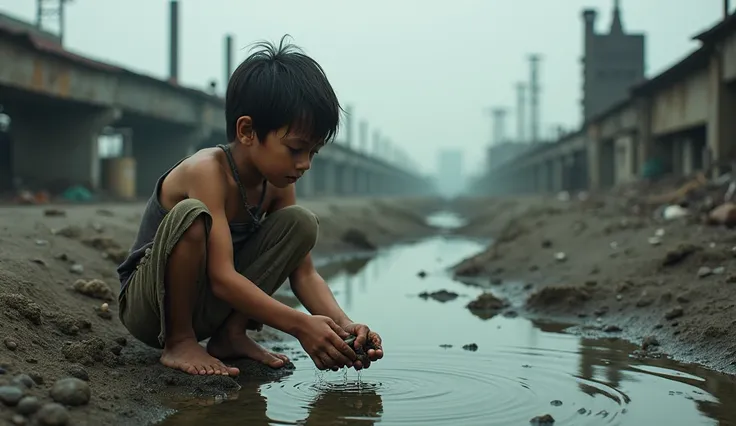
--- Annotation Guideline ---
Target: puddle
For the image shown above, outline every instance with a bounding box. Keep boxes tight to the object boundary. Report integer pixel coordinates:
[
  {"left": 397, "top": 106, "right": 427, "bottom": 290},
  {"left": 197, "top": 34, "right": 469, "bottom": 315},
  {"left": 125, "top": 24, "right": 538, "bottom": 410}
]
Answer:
[{"left": 159, "top": 213, "right": 736, "bottom": 426}]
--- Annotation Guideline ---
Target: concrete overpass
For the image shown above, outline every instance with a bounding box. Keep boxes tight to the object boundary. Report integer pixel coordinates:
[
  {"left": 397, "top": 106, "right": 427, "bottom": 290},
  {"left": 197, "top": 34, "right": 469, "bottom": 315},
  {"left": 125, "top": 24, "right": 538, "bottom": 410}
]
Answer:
[
  {"left": 0, "top": 16, "right": 432, "bottom": 199},
  {"left": 474, "top": 12, "right": 736, "bottom": 196}
]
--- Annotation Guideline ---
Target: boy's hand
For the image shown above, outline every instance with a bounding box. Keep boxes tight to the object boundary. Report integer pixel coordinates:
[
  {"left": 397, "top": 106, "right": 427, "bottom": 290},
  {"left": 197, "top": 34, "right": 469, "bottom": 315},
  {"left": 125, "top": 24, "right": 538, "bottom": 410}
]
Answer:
[
  {"left": 342, "top": 323, "right": 383, "bottom": 370},
  {"left": 295, "top": 315, "right": 357, "bottom": 371}
]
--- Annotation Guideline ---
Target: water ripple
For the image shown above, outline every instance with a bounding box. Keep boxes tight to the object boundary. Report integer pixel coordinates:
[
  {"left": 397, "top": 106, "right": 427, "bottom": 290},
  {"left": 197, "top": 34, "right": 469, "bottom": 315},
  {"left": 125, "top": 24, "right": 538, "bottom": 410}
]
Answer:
[{"left": 261, "top": 348, "right": 629, "bottom": 425}]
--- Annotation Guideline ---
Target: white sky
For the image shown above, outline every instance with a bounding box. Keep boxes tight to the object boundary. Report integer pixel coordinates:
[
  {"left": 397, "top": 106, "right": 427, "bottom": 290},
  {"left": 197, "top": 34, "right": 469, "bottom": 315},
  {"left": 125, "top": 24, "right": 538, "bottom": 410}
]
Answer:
[{"left": 0, "top": 0, "right": 725, "bottom": 175}]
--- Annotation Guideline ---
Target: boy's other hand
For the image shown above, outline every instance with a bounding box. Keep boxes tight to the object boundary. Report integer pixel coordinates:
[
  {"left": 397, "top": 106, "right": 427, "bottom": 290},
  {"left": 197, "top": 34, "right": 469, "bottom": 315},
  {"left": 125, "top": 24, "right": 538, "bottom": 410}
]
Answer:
[
  {"left": 295, "top": 315, "right": 357, "bottom": 371},
  {"left": 342, "top": 323, "right": 383, "bottom": 370}
]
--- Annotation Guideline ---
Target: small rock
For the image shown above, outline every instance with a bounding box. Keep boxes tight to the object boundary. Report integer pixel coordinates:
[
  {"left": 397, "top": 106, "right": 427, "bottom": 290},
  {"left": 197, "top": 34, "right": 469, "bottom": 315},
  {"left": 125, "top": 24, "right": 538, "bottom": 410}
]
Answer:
[
  {"left": 16, "top": 396, "right": 41, "bottom": 415},
  {"left": 31, "top": 258, "right": 47, "bottom": 267},
  {"left": 67, "top": 364, "right": 89, "bottom": 382},
  {"left": 418, "top": 290, "right": 458, "bottom": 303},
  {"left": 115, "top": 337, "right": 127, "bottom": 347},
  {"left": 541, "top": 239, "right": 552, "bottom": 248},
  {"left": 28, "top": 371, "right": 44, "bottom": 385},
  {"left": 676, "top": 294, "right": 690, "bottom": 304},
  {"left": 648, "top": 236, "right": 661, "bottom": 246},
  {"left": 550, "top": 400, "right": 563, "bottom": 406},
  {"left": 4, "top": 338, "right": 18, "bottom": 351},
  {"left": 35, "top": 239, "right": 49, "bottom": 246},
  {"left": 55, "top": 253, "right": 70, "bottom": 262},
  {"left": 584, "top": 280, "right": 597, "bottom": 287},
  {"left": 655, "top": 228, "right": 665, "bottom": 237},
  {"left": 12, "top": 374, "right": 35, "bottom": 389},
  {"left": 642, "top": 336, "right": 659, "bottom": 350},
  {"left": 462, "top": 343, "right": 478, "bottom": 351},
  {"left": 530, "top": 414, "right": 555, "bottom": 425},
  {"left": 44, "top": 209, "right": 66, "bottom": 217},
  {"left": 727, "top": 275, "right": 736, "bottom": 284},
  {"left": 577, "top": 408, "right": 587, "bottom": 414},
  {"left": 11, "top": 414, "right": 26, "bottom": 425},
  {"left": 604, "top": 325, "right": 622, "bottom": 332},
  {"left": 554, "top": 252, "right": 567, "bottom": 262},
  {"left": 663, "top": 244, "right": 699, "bottom": 266},
  {"left": 37, "top": 403, "right": 69, "bottom": 426},
  {"left": 417, "top": 271, "right": 427, "bottom": 278},
  {"left": 697, "top": 267, "right": 713, "bottom": 278},
  {"left": 665, "top": 307, "right": 684, "bottom": 320},
  {"left": 616, "top": 294, "right": 623, "bottom": 301},
  {"left": 0, "top": 385, "right": 24, "bottom": 406},
  {"left": 636, "top": 296, "right": 654, "bottom": 307},
  {"left": 110, "top": 345, "right": 122, "bottom": 356},
  {"left": 69, "top": 264, "right": 84, "bottom": 274},
  {"left": 713, "top": 266, "right": 726, "bottom": 275},
  {"left": 50, "top": 378, "right": 91, "bottom": 406},
  {"left": 0, "top": 367, "right": 6, "bottom": 374}
]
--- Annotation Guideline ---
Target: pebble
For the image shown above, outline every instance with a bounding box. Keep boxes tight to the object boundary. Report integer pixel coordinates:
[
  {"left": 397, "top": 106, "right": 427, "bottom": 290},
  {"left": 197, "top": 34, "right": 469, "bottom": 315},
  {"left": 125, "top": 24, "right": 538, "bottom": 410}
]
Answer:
[
  {"left": 642, "top": 336, "right": 660, "bottom": 350},
  {"left": 16, "top": 395, "right": 41, "bottom": 415},
  {"left": 69, "top": 264, "right": 84, "bottom": 274},
  {"left": 550, "top": 400, "right": 563, "bottom": 406},
  {"left": 115, "top": 337, "right": 127, "bottom": 346},
  {"left": 4, "top": 337, "right": 18, "bottom": 351},
  {"left": 12, "top": 374, "right": 35, "bottom": 389},
  {"left": 604, "top": 325, "right": 622, "bottom": 332},
  {"left": 35, "top": 239, "right": 49, "bottom": 246},
  {"left": 665, "top": 307, "right": 684, "bottom": 320},
  {"left": 50, "top": 377, "right": 91, "bottom": 406},
  {"left": 11, "top": 414, "right": 26, "bottom": 425},
  {"left": 37, "top": 403, "right": 70, "bottom": 426},
  {"left": 554, "top": 252, "right": 567, "bottom": 262},
  {"left": 67, "top": 364, "right": 89, "bottom": 381},
  {"left": 0, "top": 385, "right": 24, "bottom": 406},
  {"left": 713, "top": 266, "right": 726, "bottom": 275},
  {"left": 0, "top": 367, "right": 6, "bottom": 374},
  {"left": 698, "top": 267, "right": 713, "bottom": 278}
]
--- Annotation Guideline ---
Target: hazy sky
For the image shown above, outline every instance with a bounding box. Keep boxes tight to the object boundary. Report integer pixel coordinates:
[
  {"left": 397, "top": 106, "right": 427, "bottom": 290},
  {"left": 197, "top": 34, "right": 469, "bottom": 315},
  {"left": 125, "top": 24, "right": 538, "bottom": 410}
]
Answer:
[{"left": 0, "top": 0, "right": 724, "bottom": 175}]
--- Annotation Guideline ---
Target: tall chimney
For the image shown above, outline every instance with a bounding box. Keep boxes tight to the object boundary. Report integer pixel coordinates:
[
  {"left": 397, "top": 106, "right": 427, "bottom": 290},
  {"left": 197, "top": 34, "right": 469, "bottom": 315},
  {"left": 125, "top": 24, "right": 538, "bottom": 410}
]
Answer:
[
  {"left": 725, "top": 0, "right": 731, "bottom": 18},
  {"left": 528, "top": 54, "right": 542, "bottom": 143},
  {"left": 516, "top": 82, "right": 526, "bottom": 143},
  {"left": 169, "top": 0, "right": 179, "bottom": 83},
  {"left": 224, "top": 34, "right": 233, "bottom": 90}
]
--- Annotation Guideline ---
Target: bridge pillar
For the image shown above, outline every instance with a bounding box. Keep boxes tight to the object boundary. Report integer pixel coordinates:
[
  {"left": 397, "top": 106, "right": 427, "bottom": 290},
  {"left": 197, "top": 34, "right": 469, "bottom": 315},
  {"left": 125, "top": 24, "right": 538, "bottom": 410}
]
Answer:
[
  {"left": 130, "top": 124, "right": 210, "bottom": 197},
  {"left": 296, "top": 168, "right": 315, "bottom": 198},
  {"left": 10, "top": 106, "right": 121, "bottom": 192},
  {"left": 338, "top": 163, "right": 354, "bottom": 195}
]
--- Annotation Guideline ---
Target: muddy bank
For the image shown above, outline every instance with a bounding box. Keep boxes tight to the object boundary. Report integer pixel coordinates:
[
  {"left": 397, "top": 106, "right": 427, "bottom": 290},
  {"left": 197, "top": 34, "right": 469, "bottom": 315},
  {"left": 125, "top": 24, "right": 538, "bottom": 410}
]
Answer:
[
  {"left": 0, "top": 197, "right": 441, "bottom": 426},
  {"left": 451, "top": 192, "right": 736, "bottom": 376}
]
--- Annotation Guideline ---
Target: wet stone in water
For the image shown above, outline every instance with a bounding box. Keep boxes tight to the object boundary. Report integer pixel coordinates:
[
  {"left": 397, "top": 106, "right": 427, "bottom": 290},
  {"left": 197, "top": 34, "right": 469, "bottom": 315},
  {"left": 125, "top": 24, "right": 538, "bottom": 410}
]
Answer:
[
  {"left": 50, "top": 377, "right": 91, "bottom": 406},
  {"left": 37, "top": 403, "right": 70, "bottom": 426},
  {"left": 462, "top": 343, "right": 478, "bottom": 351},
  {"left": 550, "top": 399, "right": 563, "bottom": 406},
  {"left": 0, "top": 385, "right": 24, "bottom": 406},
  {"left": 11, "top": 414, "right": 26, "bottom": 425},
  {"left": 530, "top": 414, "right": 555, "bottom": 424}
]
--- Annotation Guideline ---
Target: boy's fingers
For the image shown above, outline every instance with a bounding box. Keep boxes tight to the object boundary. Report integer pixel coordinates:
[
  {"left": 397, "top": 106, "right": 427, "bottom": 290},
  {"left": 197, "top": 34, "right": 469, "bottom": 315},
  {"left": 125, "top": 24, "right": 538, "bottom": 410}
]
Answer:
[
  {"left": 355, "top": 326, "right": 370, "bottom": 348},
  {"left": 331, "top": 334, "right": 357, "bottom": 361},
  {"left": 327, "top": 319, "right": 349, "bottom": 338}
]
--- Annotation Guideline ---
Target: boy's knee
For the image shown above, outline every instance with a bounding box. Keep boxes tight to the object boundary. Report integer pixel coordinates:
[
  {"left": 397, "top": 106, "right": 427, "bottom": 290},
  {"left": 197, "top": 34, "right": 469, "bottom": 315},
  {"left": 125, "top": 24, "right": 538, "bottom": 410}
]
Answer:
[
  {"left": 277, "top": 205, "right": 319, "bottom": 249},
  {"left": 181, "top": 216, "right": 207, "bottom": 246}
]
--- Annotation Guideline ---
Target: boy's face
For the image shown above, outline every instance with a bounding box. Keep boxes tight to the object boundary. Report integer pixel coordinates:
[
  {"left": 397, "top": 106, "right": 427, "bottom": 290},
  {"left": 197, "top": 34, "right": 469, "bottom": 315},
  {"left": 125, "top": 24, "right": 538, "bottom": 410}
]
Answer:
[{"left": 249, "top": 125, "right": 323, "bottom": 188}]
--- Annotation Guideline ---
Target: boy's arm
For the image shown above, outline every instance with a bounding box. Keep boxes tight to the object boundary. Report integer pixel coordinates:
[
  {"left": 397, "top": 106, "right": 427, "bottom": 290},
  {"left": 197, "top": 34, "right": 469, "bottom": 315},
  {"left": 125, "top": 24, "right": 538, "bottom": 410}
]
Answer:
[
  {"left": 271, "top": 184, "right": 352, "bottom": 328},
  {"left": 187, "top": 162, "right": 308, "bottom": 335}
]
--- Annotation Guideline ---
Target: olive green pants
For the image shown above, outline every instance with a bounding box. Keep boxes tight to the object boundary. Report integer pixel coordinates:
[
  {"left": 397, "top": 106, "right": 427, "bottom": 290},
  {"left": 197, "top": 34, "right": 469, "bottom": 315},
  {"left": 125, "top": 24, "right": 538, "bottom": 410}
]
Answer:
[{"left": 118, "top": 199, "right": 319, "bottom": 348}]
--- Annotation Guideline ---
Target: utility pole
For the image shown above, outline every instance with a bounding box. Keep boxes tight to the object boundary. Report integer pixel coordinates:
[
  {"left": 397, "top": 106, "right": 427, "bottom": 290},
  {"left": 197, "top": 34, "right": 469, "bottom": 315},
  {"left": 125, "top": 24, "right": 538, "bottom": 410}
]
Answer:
[
  {"left": 528, "top": 54, "right": 542, "bottom": 143},
  {"left": 516, "top": 82, "right": 526, "bottom": 143},
  {"left": 36, "top": 0, "right": 71, "bottom": 44}
]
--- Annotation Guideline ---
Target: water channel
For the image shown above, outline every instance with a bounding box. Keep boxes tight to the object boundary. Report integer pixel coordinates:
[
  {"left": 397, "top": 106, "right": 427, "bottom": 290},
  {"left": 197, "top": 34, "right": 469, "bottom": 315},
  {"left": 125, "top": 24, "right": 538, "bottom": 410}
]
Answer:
[{"left": 160, "top": 212, "right": 736, "bottom": 425}]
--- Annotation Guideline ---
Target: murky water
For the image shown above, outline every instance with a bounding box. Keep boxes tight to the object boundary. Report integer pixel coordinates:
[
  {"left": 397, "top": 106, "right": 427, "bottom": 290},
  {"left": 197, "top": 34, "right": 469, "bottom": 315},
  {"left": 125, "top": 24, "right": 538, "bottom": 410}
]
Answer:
[{"left": 160, "top": 213, "right": 736, "bottom": 426}]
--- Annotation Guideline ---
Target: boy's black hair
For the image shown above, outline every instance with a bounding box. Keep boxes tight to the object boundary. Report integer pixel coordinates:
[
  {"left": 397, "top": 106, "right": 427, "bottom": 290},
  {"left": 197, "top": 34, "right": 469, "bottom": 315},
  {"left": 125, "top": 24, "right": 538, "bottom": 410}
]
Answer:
[{"left": 225, "top": 35, "right": 341, "bottom": 144}]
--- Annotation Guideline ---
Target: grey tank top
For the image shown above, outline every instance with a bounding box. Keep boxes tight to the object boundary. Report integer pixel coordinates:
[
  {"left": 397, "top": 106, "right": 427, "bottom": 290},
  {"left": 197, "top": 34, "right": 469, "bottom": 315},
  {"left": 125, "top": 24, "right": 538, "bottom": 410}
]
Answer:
[{"left": 116, "top": 144, "right": 267, "bottom": 292}]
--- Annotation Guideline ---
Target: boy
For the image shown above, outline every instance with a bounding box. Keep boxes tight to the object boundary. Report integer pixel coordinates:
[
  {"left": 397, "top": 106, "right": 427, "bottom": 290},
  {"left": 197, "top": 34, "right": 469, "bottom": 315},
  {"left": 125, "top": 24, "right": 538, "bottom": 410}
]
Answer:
[{"left": 116, "top": 37, "right": 383, "bottom": 377}]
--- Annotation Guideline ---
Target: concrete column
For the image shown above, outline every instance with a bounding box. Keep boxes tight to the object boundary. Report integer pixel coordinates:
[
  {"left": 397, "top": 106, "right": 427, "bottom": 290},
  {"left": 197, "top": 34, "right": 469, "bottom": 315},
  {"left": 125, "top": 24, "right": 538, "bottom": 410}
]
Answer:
[
  {"left": 322, "top": 160, "right": 337, "bottom": 196},
  {"left": 635, "top": 97, "right": 655, "bottom": 174},
  {"left": 586, "top": 124, "right": 602, "bottom": 190},
  {"left": 11, "top": 107, "right": 121, "bottom": 192},
  {"left": 339, "top": 164, "right": 354, "bottom": 195},
  {"left": 296, "top": 169, "right": 315, "bottom": 198},
  {"left": 708, "top": 54, "right": 736, "bottom": 176},
  {"left": 359, "top": 121, "right": 368, "bottom": 153},
  {"left": 131, "top": 124, "right": 211, "bottom": 196},
  {"left": 344, "top": 105, "right": 354, "bottom": 148}
]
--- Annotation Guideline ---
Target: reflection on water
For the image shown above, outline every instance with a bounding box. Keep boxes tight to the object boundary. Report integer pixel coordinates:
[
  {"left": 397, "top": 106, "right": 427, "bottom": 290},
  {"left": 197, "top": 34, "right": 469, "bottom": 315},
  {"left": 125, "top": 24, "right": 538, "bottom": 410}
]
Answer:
[{"left": 160, "top": 213, "right": 736, "bottom": 426}]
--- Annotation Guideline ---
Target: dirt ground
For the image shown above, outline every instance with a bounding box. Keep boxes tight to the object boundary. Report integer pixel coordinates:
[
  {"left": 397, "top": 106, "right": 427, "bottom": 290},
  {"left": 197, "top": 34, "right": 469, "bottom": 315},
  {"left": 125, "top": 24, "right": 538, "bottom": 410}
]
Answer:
[
  {"left": 0, "top": 196, "right": 439, "bottom": 426},
  {"left": 451, "top": 183, "right": 736, "bottom": 377}
]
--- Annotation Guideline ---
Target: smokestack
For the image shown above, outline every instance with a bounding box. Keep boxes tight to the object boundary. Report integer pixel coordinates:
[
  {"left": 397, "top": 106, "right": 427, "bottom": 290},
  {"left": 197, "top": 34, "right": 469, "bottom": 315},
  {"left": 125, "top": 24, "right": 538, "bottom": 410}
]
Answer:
[
  {"left": 169, "top": 0, "right": 179, "bottom": 83},
  {"left": 516, "top": 82, "right": 526, "bottom": 143},
  {"left": 528, "top": 54, "right": 542, "bottom": 143},
  {"left": 224, "top": 34, "right": 233, "bottom": 91},
  {"left": 726, "top": 0, "right": 731, "bottom": 18},
  {"left": 491, "top": 108, "right": 508, "bottom": 145}
]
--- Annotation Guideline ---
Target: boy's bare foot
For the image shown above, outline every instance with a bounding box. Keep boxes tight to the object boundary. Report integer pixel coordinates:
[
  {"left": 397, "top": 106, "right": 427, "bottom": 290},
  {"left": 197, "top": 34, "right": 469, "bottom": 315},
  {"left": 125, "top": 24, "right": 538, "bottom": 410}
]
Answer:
[
  {"left": 161, "top": 338, "right": 240, "bottom": 376},
  {"left": 207, "top": 332, "right": 290, "bottom": 368}
]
